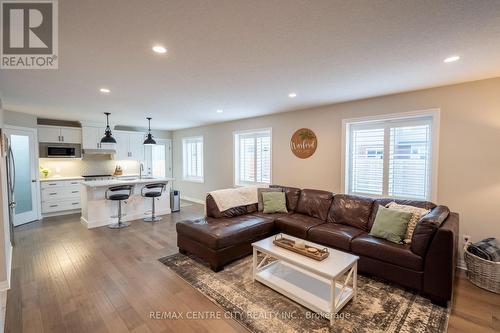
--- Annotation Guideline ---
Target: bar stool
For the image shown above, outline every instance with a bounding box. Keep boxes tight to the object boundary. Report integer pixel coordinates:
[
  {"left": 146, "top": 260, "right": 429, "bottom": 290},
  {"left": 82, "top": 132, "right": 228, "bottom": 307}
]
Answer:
[
  {"left": 141, "top": 183, "right": 166, "bottom": 222},
  {"left": 105, "top": 185, "right": 134, "bottom": 229}
]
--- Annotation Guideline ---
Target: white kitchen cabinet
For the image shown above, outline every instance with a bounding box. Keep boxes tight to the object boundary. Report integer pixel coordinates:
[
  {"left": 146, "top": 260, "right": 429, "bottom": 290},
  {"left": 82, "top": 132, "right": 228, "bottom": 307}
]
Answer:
[
  {"left": 81, "top": 126, "right": 115, "bottom": 149},
  {"left": 113, "top": 131, "right": 130, "bottom": 160},
  {"left": 38, "top": 125, "right": 82, "bottom": 144},
  {"left": 114, "top": 131, "right": 145, "bottom": 161},
  {"left": 82, "top": 126, "right": 100, "bottom": 149},
  {"left": 60, "top": 128, "right": 82, "bottom": 143},
  {"left": 38, "top": 126, "right": 61, "bottom": 143},
  {"left": 129, "top": 132, "right": 145, "bottom": 160},
  {"left": 41, "top": 179, "right": 82, "bottom": 215}
]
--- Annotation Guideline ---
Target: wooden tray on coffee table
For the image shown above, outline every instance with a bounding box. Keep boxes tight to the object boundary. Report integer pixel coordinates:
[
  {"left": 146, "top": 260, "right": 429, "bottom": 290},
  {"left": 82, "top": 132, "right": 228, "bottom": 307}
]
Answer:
[{"left": 273, "top": 234, "right": 329, "bottom": 261}]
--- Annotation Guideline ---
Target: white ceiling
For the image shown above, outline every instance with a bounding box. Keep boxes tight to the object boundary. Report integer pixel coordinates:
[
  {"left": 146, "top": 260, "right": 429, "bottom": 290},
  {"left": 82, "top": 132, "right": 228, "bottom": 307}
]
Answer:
[{"left": 1, "top": 0, "right": 500, "bottom": 130}]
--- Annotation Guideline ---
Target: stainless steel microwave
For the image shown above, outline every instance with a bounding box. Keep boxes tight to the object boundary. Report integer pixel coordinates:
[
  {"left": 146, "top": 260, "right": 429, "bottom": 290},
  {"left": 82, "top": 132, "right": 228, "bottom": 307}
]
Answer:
[{"left": 39, "top": 143, "right": 82, "bottom": 158}]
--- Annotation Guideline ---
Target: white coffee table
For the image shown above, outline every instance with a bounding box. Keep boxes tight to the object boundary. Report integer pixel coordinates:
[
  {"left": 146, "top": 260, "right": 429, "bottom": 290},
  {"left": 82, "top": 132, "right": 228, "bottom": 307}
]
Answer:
[{"left": 252, "top": 234, "right": 359, "bottom": 325}]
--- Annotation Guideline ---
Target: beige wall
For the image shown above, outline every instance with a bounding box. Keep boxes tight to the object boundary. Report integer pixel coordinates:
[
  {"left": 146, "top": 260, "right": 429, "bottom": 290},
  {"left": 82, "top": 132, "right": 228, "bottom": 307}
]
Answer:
[
  {"left": 173, "top": 76, "right": 500, "bottom": 253},
  {"left": 3, "top": 110, "right": 37, "bottom": 128}
]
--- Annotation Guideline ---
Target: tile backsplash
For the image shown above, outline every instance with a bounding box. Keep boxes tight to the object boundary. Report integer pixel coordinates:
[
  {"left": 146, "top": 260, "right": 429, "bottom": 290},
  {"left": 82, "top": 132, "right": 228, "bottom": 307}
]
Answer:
[{"left": 39, "top": 156, "right": 140, "bottom": 178}]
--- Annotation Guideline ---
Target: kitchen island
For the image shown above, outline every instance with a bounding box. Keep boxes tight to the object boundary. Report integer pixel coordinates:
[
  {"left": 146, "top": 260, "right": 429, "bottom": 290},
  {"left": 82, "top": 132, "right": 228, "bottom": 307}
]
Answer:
[{"left": 80, "top": 177, "right": 174, "bottom": 229}]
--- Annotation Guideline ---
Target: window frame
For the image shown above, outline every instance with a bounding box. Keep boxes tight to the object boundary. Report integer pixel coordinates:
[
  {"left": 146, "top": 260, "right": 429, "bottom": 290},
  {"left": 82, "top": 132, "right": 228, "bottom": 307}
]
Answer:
[
  {"left": 341, "top": 109, "right": 440, "bottom": 201},
  {"left": 233, "top": 128, "right": 272, "bottom": 187},
  {"left": 182, "top": 136, "right": 204, "bottom": 183}
]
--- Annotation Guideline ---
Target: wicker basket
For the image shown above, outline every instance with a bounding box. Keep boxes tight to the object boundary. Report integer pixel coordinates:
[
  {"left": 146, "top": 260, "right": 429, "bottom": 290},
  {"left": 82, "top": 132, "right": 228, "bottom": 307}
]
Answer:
[{"left": 464, "top": 242, "right": 500, "bottom": 294}]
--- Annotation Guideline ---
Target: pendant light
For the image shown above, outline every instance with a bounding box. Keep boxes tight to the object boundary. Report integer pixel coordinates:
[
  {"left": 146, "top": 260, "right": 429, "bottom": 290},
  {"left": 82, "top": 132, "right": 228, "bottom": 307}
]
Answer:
[
  {"left": 100, "top": 112, "right": 117, "bottom": 143},
  {"left": 143, "top": 117, "right": 156, "bottom": 145}
]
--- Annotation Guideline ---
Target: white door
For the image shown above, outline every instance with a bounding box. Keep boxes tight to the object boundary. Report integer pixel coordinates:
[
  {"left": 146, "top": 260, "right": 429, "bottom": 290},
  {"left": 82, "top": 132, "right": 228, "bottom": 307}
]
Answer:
[
  {"left": 60, "top": 127, "right": 82, "bottom": 144},
  {"left": 38, "top": 126, "right": 60, "bottom": 143},
  {"left": 146, "top": 139, "right": 172, "bottom": 178},
  {"left": 5, "top": 127, "right": 40, "bottom": 226}
]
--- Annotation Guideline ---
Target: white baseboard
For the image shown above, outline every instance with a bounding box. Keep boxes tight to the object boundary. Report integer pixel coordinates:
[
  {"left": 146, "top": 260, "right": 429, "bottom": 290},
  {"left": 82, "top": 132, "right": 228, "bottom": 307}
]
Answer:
[
  {"left": 457, "top": 258, "right": 467, "bottom": 271},
  {"left": 0, "top": 245, "right": 13, "bottom": 291},
  {"left": 41, "top": 209, "right": 81, "bottom": 218},
  {"left": 181, "top": 195, "right": 205, "bottom": 205},
  {"left": 81, "top": 208, "right": 172, "bottom": 229}
]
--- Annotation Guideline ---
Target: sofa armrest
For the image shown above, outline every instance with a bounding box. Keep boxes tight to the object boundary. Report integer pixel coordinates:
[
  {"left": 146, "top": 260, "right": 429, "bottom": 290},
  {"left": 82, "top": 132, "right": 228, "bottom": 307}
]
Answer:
[
  {"left": 422, "top": 212, "right": 459, "bottom": 303},
  {"left": 205, "top": 194, "right": 257, "bottom": 218},
  {"left": 411, "top": 205, "right": 450, "bottom": 257}
]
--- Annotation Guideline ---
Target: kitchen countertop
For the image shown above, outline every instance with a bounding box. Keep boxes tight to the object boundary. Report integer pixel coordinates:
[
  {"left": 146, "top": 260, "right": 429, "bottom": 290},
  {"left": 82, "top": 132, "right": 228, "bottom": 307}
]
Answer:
[
  {"left": 81, "top": 177, "right": 174, "bottom": 188},
  {"left": 40, "top": 176, "right": 84, "bottom": 182},
  {"left": 40, "top": 174, "right": 147, "bottom": 182}
]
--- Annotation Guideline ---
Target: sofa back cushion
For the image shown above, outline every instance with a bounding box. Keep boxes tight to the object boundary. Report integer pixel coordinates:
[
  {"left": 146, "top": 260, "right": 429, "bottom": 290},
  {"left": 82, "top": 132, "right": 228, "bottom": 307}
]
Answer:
[
  {"left": 206, "top": 194, "right": 257, "bottom": 218},
  {"left": 368, "top": 198, "right": 436, "bottom": 230},
  {"left": 270, "top": 185, "right": 301, "bottom": 211},
  {"left": 410, "top": 205, "right": 450, "bottom": 257},
  {"left": 295, "top": 189, "right": 333, "bottom": 221},
  {"left": 327, "top": 194, "right": 374, "bottom": 231}
]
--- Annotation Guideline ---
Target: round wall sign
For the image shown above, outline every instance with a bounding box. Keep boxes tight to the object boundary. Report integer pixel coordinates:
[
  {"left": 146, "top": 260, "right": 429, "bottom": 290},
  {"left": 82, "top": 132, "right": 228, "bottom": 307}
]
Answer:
[{"left": 290, "top": 128, "right": 317, "bottom": 159}]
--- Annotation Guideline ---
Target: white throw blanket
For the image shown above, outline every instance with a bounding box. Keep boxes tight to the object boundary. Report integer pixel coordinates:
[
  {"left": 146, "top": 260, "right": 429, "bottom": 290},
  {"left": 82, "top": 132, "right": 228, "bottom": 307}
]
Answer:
[{"left": 208, "top": 186, "right": 263, "bottom": 212}]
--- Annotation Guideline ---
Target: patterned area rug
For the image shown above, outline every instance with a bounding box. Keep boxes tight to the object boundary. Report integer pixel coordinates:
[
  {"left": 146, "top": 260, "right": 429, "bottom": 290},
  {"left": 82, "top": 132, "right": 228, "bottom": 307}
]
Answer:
[{"left": 159, "top": 253, "right": 450, "bottom": 333}]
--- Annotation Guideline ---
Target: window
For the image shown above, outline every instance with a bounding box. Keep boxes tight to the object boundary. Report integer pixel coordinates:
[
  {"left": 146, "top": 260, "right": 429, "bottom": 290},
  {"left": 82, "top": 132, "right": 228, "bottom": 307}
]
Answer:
[
  {"left": 343, "top": 111, "right": 439, "bottom": 200},
  {"left": 234, "top": 129, "right": 272, "bottom": 186},
  {"left": 182, "top": 136, "right": 203, "bottom": 182}
]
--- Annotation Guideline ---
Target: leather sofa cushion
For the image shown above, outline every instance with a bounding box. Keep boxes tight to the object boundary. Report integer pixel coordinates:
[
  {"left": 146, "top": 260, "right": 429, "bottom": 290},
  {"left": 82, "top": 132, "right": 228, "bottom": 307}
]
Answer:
[
  {"left": 328, "top": 194, "right": 374, "bottom": 231},
  {"left": 308, "top": 223, "right": 365, "bottom": 251},
  {"left": 251, "top": 211, "right": 290, "bottom": 220},
  {"left": 275, "top": 214, "right": 326, "bottom": 239},
  {"left": 270, "top": 185, "right": 301, "bottom": 211},
  {"left": 411, "top": 205, "right": 450, "bottom": 257},
  {"left": 295, "top": 189, "right": 333, "bottom": 221},
  {"left": 368, "top": 198, "right": 436, "bottom": 230},
  {"left": 351, "top": 234, "right": 423, "bottom": 271},
  {"left": 176, "top": 215, "right": 274, "bottom": 250},
  {"left": 205, "top": 194, "right": 257, "bottom": 218}
]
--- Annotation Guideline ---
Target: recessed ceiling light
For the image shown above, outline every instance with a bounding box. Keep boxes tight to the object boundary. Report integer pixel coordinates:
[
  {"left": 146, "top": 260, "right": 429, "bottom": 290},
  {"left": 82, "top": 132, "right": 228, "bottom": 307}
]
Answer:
[
  {"left": 444, "top": 55, "right": 460, "bottom": 63},
  {"left": 152, "top": 45, "right": 167, "bottom": 54},
  {"left": 99, "top": 88, "right": 110, "bottom": 94},
  {"left": 216, "top": 109, "right": 223, "bottom": 113},
  {"left": 288, "top": 92, "right": 297, "bottom": 98}
]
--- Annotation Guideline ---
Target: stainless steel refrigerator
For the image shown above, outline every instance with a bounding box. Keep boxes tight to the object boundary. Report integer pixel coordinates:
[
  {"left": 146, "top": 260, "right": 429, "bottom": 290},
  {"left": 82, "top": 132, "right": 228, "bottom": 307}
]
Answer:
[{"left": 4, "top": 134, "right": 15, "bottom": 246}]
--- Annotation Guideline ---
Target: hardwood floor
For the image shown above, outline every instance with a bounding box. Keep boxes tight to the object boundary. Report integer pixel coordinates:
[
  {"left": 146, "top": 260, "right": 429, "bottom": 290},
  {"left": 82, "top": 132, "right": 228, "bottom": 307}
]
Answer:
[{"left": 4, "top": 203, "right": 500, "bottom": 333}]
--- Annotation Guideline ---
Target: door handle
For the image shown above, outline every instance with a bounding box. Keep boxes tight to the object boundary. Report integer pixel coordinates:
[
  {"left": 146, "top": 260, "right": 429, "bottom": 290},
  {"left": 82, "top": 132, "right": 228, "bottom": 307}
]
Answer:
[{"left": 32, "top": 180, "right": 36, "bottom": 183}]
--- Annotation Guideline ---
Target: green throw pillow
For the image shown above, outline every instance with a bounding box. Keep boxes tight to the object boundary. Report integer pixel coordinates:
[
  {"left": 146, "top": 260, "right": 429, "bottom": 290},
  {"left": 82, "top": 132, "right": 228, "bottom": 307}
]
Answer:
[
  {"left": 370, "top": 206, "right": 413, "bottom": 244},
  {"left": 262, "top": 192, "right": 288, "bottom": 214}
]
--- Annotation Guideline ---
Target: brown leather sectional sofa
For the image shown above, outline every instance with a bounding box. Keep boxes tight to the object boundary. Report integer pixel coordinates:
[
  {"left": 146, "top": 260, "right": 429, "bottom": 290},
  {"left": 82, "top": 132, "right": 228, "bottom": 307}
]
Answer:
[{"left": 176, "top": 185, "right": 459, "bottom": 305}]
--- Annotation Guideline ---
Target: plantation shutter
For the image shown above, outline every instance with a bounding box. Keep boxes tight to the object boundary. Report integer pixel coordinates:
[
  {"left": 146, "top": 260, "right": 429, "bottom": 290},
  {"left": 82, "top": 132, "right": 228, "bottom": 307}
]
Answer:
[
  {"left": 183, "top": 137, "right": 203, "bottom": 181},
  {"left": 388, "top": 123, "right": 431, "bottom": 200},
  {"left": 239, "top": 136, "right": 255, "bottom": 182},
  {"left": 349, "top": 126, "right": 385, "bottom": 195},
  {"left": 235, "top": 129, "right": 271, "bottom": 185},
  {"left": 347, "top": 116, "right": 434, "bottom": 200}
]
